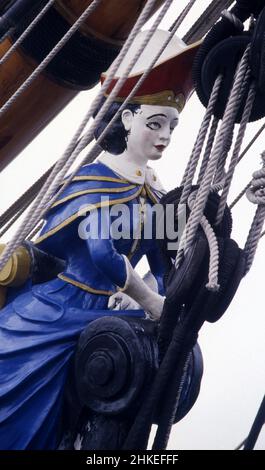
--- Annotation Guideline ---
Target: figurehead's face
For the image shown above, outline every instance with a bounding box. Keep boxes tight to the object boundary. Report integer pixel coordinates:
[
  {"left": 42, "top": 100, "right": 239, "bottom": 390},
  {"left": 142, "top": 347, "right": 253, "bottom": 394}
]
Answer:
[{"left": 121, "top": 104, "right": 179, "bottom": 162}]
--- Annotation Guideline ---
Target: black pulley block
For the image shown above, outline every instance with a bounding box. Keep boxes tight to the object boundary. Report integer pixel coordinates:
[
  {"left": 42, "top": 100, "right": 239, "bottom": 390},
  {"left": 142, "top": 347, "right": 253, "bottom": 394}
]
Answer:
[
  {"left": 75, "top": 316, "right": 158, "bottom": 415},
  {"left": 250, "top": 7, "right": 265, "bottom": 94},
  {"left": 198, "top": 32, "right": 265, "bottom": 122},
  {"left": 199, "top": 35, "right": 251, "bottom": 122},
  {"left": 200, "top": 238, "right": 246, "bottom": 323}
]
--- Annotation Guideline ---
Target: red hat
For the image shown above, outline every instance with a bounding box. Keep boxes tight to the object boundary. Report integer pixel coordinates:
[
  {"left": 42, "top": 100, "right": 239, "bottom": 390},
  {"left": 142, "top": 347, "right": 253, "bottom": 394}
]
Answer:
[{"left": 101, "top": 30, "right": 202, "bottom": 113}]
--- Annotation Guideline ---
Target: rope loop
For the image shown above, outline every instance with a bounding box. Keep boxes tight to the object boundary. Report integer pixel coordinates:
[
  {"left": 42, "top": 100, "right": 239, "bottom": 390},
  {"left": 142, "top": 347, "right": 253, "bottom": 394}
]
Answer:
[{"left": 246, "top": 152, "right": 265, "bottom": 205}]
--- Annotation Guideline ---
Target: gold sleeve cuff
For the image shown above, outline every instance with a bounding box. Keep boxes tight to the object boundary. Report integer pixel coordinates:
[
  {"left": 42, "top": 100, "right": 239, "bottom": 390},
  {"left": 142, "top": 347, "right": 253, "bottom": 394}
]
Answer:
[{"left": 0, "top": 244, "right": 31, "bottom": 287}]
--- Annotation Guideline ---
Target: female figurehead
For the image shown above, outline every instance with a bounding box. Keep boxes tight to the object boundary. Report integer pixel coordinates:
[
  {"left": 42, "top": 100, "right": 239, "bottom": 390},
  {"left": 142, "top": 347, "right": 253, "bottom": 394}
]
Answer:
[{"left": 0, "top": 30, "right": 201, "bottom": 449}]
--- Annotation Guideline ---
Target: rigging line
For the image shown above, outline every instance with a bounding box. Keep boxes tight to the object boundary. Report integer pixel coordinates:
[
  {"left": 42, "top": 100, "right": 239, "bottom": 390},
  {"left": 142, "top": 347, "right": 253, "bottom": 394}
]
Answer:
[
  {"left": 234, "top": 438, "right": 246, "bottom": 450},
  {"left": 0, "top": 0, "right": 103, "bottom": 120},
  {"left": 183, "top": 0, "right": 234, "bottom": 44},
  {"left": 180, "top": 75, "right": 222, "bottom": 203},
  {"left": 228, "top": 122, "right": 265, "bottom": 209},
  {"left": 0, "top": 165, "right": 54, "bottom": 230},
  {"left": 244, "top": 151, "right": 265, "bottom": 274},
  {"left": 0, "top": 203, "right": 28, "bottom": 238},
  {"left": 0, "top": 0, "right": 172, "bottom": 269},
  {"left": 243, "top": 394, "right": 265, "bottom": 450},
  {"left": 0, "top": 0, "right": 56, "bottom": 67},
  {"left": 169, "top": 0, "right": 196, "bottom": 32},
  {"left": 237, "top": 121, "right": 265, "bottom": 165},
  {"left": 215, "top": 82, "right": 256, "bottom": 226},
  {"left": 229, "top": 181, "right": 251, "bottom": 209},
  {"left": 175, "top": 45, "right": 251, "bottom": 268},
  {"left": 197, "top": 116, "right": 219, "bottom": 184}
]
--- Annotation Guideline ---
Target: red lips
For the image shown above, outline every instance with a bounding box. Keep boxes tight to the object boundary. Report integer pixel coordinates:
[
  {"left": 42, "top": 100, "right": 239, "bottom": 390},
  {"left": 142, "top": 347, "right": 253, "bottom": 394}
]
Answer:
[{"left": 155, "top": 145, "right": 166, "bottom": 152}]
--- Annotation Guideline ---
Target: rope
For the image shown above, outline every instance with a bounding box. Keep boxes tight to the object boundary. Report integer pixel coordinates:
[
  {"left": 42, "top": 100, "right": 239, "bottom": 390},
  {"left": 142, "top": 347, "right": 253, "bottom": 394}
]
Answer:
[
  {"left": 197, "top": 116, "right": 219, "bottom": 185},
  {"left": 187, "top": 191, "right": 220, "bottom": 291},
  {"left": 180, "top": 75, "right": 223, "bottom": 202},
  {"left": 0, "top": 204, "right": 28, "bottom": 238},
  {"left": 169, "top": 0, "right": 196, "bottom": 32},
  {"left": 229, "top": 182, "right": 251, "bottom": 209},
  {"left": 0, "top": 0, "right": 56, "bottom": 67},
  {"left": 0, "top": 0, "right": 103, "bottom": 120},
  {"left": 244, "top": 151, "right": 265, "bottom": 274},
  {"left": 152, "top": 352, "right": 191, "bottom": 450},
  {"left": 237, "top": 122, "right": 265, "bottom": 165},
  {"left": 215, "top": 82, "right": 256, "bottom": 225},
  {"left": 0, "top": 0, "right": 173, "bottom": 269},
  {"left": 243, "top": 394, "right": 265, "bottom": 450},
  {"left": 228, "top": 122, "right": 265, "bottom": 209},
  {"left": 0, "top": 165, "right": 54, "bottom": 231},
  {"left": 175, "top": 45, "right": 251, "bottom": 269},
  {"left": 212, "top": 62, "right": 252, "bottom": 185}
]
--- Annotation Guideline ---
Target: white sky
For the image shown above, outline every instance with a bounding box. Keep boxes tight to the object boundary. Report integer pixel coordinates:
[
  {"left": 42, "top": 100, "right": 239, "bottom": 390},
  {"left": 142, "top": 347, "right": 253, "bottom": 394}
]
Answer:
[{"left": 0, "top": 0, "right": 264, "bottom": 450}]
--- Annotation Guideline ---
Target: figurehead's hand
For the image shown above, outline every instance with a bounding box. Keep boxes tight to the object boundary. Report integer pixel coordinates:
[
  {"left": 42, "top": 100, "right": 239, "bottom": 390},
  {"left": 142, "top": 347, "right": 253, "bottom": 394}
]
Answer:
[{"left": 108, "top": 291, "right": 141, "bottom": 311}]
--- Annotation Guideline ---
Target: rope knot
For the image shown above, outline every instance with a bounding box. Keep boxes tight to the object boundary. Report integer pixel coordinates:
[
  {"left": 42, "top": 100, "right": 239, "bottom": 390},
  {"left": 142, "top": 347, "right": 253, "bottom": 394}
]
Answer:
[{"left": 246, "top": 151, "right": 265, "bottom": 205}]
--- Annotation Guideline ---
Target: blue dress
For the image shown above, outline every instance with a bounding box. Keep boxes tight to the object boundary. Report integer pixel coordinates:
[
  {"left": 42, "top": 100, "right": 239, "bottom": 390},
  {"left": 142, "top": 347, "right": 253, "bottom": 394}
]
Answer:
[{"left": 0, "top": 162, "right": 168, "bottom": 449}]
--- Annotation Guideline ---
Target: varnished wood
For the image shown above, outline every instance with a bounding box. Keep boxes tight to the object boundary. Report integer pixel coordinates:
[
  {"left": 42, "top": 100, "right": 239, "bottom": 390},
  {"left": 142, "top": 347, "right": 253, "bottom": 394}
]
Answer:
[
  {"left": 0, "top": 38, "right": 76, "bottom": 171},
  {"left": 54, "top": 0, "right": 165, "bottom": 44}
]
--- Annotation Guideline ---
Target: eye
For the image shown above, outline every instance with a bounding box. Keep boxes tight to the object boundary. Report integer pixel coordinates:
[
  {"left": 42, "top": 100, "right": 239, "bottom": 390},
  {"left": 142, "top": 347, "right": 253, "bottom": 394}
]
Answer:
[{"left": 146, "top": 121, "right": 161, "bottom": 131}]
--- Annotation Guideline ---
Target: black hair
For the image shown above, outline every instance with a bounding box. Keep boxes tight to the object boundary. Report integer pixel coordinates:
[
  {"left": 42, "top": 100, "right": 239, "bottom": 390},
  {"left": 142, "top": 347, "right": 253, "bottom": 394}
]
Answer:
[{"left": 93, "top": 97, "right": 141, "bottom": 155}]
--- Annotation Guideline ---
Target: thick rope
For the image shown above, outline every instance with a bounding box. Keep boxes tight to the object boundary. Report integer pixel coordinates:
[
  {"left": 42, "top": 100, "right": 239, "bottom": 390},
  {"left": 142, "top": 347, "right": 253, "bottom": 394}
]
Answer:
[
  {"left": 0, "top": 0, "right": 56, "bottom": 67},
  {"left": 188, "top": 191, "right": 220, "bottom": 290},
  {"left": 213, "top": 62, "right": 252, "bottom": 186},
  {"left": 200, "top": 215, "right": 220, "bottom": 291},
  {"left": 244, "top": 152, "right": 265, "bottom": 274},
  {"left": 197, "top": 116, "right": 219, "bottom": 185},
  {"left": 0, "top": 0, "right": 103, "bottom": 120},
  {"left": 0, "top": 0, "right": 172, "bottom": 269},
  {"left": 175, "top": 45, "right": 251, "bottom": 268},
  {"left": 180, "top": 75, "right": 223, "bottom": 202},
  {"left": 215, "top": 82, "right": 256, "bottom": 225}
]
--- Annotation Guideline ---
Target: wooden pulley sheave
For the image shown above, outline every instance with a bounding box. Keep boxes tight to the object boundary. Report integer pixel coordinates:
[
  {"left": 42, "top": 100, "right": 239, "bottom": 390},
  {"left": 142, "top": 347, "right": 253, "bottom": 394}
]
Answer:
[{"left": 0, "top": 0, "right": 165, "bottom": 170}]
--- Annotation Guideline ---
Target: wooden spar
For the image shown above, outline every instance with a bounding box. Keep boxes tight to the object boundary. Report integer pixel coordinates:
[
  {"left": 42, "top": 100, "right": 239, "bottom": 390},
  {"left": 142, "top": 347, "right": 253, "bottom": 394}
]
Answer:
[
  {"left": 0, "top": 0, "right": 164, "bottom": 171},
  {"left": 183, "top": 0, "right": 235, "bottom": 44},
  {"left": 54, "top": 0, "right": 165, "bottom": 44}
]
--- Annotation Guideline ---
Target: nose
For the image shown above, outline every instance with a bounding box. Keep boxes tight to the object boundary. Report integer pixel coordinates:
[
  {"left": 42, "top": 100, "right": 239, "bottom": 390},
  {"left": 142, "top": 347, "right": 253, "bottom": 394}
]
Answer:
[{"left": 158, "top": 125, "right": 171, "bottom": 145}]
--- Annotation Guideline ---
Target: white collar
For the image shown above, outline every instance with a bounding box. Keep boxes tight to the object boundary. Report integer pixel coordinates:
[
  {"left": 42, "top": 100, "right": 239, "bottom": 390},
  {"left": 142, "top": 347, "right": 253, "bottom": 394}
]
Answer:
[{"left": 97, "top": 152, "right": 165, "bottom": 192}]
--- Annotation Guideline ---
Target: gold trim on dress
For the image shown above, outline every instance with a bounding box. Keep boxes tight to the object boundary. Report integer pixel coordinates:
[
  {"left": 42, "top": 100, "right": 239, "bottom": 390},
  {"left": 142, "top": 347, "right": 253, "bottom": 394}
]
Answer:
[
  {"left": 58, "top": 273, "right": 115, "bottom": 296},
  {"left": 51, "top": 185, "right": 137, "bottom": 208},
  {"left": 60, "top": 175, "right": 130, "bottom": 185},
  {"left": 35, "top": 187, "right": 143, "bottom": 244},
  {"left": 145, "top": 184, "right": 160, "bottom": 204}
]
